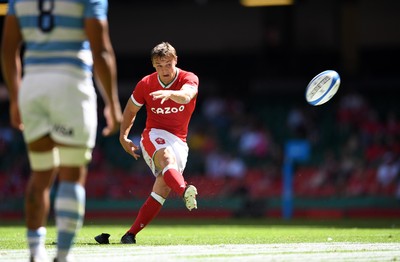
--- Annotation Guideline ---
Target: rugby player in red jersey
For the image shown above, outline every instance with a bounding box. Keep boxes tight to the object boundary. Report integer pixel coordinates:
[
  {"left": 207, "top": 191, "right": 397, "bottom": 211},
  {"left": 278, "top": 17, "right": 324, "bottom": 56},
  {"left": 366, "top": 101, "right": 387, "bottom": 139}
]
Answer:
[{"left": 95, "top": 42, "right": 199, "bottom": 244}]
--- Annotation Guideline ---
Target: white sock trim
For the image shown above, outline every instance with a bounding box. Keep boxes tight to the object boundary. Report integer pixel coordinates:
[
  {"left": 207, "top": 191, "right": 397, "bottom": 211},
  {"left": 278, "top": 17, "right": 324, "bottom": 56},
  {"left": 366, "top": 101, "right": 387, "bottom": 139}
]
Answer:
[{"left": 150, "top": 192, "right": 166, "bottom": 205}]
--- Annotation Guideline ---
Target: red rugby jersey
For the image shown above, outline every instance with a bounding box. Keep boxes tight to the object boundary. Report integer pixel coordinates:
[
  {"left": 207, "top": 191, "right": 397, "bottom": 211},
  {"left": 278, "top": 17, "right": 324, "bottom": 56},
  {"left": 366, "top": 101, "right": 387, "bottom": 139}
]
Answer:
[{"left": 131, "top": 68, "right": 199, "bottom": 142}]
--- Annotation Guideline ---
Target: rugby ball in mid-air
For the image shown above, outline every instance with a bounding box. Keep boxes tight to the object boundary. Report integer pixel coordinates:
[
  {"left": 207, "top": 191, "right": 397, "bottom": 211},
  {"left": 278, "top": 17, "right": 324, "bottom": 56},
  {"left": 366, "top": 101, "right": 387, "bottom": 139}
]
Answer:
[{"left": 305, "top": 70, "right": 341, "bottom": 106}]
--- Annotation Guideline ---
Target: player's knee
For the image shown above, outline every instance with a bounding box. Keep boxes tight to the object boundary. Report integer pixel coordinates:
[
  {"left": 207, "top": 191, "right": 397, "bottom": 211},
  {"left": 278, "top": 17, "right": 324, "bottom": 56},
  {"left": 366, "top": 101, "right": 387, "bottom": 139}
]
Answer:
[
  {"left": 58, "top": 147, "right": 92, "bottom": 166},
  {"left": 159, "top": 148, "right": 176, "bottom": 166}
]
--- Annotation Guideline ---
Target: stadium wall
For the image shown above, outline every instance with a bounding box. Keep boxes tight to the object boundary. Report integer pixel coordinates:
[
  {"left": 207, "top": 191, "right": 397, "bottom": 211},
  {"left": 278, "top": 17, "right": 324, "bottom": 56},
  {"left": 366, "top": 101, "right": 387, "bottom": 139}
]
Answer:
[{"left": 1, "top": 197, "right": 399, "bottom": 221}]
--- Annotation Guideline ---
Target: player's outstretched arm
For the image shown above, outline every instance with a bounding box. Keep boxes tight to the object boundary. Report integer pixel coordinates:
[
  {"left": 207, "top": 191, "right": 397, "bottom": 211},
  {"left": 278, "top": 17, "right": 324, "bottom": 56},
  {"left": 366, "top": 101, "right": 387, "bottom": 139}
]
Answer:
[{"left": 150, "top": 84, "right": 197, "bottom": 104}]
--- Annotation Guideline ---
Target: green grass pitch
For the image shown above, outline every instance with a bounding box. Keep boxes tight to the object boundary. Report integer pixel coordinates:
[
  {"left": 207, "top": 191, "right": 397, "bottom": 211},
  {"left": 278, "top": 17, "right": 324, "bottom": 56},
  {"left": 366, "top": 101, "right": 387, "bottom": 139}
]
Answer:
[{"left": 1, "top": 218, "right": 400, "bottom": 261}]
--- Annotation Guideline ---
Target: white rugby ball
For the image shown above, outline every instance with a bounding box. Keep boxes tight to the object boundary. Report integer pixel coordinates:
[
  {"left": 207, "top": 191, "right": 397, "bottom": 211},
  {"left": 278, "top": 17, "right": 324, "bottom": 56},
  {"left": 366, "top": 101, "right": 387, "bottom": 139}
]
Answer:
[{"left": 305, "top": 70, "right": 341, "bottom": 106}]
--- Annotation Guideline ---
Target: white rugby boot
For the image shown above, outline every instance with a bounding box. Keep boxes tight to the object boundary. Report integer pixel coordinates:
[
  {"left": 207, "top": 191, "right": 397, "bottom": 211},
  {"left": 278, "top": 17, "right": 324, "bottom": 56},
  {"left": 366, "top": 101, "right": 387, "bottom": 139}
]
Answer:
[{"left": 183, "top": 185, "right": 198, "bottom": 211}]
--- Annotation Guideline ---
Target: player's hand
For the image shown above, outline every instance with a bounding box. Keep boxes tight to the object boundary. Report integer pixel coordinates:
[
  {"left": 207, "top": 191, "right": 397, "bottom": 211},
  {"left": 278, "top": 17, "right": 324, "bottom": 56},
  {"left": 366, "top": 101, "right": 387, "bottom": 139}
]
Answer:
[
  {"left": 119, "top": 136, "right": 140, "bottom": 160},
  {"left": 9, "top": 102, "right": 23, "bottom": 131},
  {"left": 150, "top": 90, "right": 171, "bottom": 104},
  {"left": 102, "top": 104, "right": 122, "bottom": 136}
]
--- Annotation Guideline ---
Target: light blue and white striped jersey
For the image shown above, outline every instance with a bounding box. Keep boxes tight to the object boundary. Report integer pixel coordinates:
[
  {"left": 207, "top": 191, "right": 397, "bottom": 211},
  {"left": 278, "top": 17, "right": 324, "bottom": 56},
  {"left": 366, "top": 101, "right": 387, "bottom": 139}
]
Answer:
[{"left": 8, "top": 0, "right": 108, "bottom": 77}]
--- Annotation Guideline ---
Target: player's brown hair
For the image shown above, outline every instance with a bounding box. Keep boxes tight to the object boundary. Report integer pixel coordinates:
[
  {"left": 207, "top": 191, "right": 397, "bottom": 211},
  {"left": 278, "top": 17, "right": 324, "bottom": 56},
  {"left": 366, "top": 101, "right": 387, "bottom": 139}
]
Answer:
[{"left": 150, "top": 42, "right": 177, "bottom": 62}]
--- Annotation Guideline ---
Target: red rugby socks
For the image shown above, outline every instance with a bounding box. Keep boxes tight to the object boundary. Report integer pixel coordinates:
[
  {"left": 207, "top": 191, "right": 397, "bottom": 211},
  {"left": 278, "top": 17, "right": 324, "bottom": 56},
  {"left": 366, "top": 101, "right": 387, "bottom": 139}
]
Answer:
[
  {"left": 163, "top": 168, "right": 186, "bottom": 196},
  {"left": 128, "top": 196, "right": 162, "bottom": 235}
]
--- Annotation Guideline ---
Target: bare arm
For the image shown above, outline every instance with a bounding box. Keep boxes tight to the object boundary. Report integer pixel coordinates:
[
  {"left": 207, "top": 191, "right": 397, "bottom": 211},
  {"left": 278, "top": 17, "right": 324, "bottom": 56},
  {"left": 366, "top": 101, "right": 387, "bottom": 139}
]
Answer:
[
  {"left": 150, "top": 84, "right": 197, "bottom": 104},
  {"left": 85, "top": 18, "right": 122, "bottom": 136},
  {"left": 119, "top": 99, "right": 141, "bottom": 160},
  {"left": 1, "top": 15, "right": 23, "bottom": 131}
]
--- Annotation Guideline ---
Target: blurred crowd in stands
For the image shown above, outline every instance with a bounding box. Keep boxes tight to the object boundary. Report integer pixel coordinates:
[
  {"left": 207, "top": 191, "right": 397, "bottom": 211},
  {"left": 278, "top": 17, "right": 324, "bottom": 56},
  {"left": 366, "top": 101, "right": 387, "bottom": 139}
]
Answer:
[{"left": 1, "top": 83, "right": 400, "bottom": 204}]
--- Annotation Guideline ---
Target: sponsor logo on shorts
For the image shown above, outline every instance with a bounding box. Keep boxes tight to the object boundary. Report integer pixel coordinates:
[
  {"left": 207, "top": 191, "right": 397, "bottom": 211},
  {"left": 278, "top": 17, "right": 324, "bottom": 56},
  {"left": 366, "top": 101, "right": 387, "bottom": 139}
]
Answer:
[
  {"left": 155, "top": 137, "right": 165, "bottom": 144},
  {"left": 53, "top": 124, "right": 74, "bottom": 136}
]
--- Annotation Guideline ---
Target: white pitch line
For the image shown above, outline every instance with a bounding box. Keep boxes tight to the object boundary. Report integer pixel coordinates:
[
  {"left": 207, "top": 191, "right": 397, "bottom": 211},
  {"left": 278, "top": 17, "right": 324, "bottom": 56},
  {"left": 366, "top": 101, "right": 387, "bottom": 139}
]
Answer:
[{"left": 1, "top": 243, "right": 400, "bottom": 262}]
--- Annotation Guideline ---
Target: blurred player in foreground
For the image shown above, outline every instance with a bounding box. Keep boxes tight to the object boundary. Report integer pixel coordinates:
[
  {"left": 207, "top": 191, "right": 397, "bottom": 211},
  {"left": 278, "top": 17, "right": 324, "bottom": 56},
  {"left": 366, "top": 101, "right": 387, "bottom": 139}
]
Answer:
[
  {"left": 95, "top": 42, "right": 199, "bottom": 245},
  {"left": 1, "top": 0, "right": 121, "bottom": 261}
]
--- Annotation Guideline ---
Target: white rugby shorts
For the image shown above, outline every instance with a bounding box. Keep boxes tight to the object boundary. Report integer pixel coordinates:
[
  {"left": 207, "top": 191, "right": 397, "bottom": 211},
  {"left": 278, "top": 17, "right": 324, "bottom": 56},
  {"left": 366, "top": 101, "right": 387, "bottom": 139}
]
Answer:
[
  {"left": 140, "top": 128, "right": 189, "bottom": 177},
  {"left": 19, "top": 72, "right": 98, "bottom": 148}
]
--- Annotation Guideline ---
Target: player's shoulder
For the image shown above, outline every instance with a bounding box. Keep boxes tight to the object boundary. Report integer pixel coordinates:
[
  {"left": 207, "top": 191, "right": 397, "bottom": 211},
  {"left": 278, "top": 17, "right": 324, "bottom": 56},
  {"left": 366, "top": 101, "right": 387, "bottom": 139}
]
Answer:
[
  {"left": 179, "top": 68, "right": 197, "bottom": 77},
  {"left": 178, "top": 68, "right": 199, "bottom": 82}
]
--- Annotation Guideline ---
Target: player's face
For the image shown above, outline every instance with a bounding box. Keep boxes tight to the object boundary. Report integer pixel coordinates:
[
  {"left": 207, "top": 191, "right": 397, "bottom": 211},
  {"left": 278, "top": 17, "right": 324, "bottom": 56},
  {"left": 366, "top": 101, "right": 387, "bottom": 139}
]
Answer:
[{"left": 152, "top": 56, "right": 177, "bottom": 84}]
